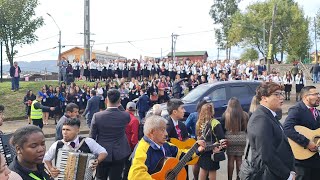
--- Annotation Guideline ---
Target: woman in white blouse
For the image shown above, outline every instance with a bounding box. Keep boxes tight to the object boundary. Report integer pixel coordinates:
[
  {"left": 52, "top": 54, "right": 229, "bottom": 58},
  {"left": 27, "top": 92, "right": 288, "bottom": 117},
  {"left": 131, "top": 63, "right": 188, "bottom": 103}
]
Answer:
[{"left": 295, "top": 70, "right": 306, "bottom": 101}]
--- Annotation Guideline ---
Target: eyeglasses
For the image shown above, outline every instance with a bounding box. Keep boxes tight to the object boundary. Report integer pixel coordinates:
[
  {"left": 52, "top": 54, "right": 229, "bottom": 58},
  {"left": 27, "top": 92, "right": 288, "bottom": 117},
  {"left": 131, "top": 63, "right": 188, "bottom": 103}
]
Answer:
[
  {"left": 307, "top": 93, "right": 320, "bottom": 96},
  {"left": 271, "top": 92, "right": 285, "bottom": 98}
]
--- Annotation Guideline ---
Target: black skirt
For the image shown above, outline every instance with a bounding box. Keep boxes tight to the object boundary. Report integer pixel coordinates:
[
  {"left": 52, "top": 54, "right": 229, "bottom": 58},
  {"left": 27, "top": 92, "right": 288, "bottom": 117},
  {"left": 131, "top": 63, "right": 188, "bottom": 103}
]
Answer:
[
  {"left": 296, "top": 84, "right": 304, "bottom": 93},
  {"left": 284, "top": 84, "right": 292, "bottom": 92},
  {"left": 73, "top": 69, "right": 80, "bottom": 78},
  {"left": 84, "top": 68, "right": 90, "bottom": 77},
  {"left": 123, "top": 69, "right": 128, "bottom": 78},
  {"left": 198, "top": 151, "right": 220, "bottom": 171},
  {"left": 101, "top": 68, "right": 107, "bottom": 79}
]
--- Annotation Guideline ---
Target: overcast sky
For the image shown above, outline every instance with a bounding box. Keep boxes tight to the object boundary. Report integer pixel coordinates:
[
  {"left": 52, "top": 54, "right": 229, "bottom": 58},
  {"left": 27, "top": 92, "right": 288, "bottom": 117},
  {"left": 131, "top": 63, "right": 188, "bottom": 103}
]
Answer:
[{"left": 5, "top": 0, "right": 320, "bottom": 63}]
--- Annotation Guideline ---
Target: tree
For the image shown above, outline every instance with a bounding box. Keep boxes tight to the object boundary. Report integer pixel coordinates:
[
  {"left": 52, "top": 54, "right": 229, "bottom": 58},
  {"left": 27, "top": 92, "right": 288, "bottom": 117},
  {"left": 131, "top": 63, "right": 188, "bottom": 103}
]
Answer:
[
  {"left": 0, "top": 0, "right": 44, "bottom": 66},
  {"left": 227, "top": 0, "right": 310, "bottom": 63},
  {"left": 240, "top": 48, "right": 259, "bottom": 62},
  {"left": 316, "top": 9, "right": 320, "bottom": 39},
  {"left": 209, "top": 0, "right": 240, "bottom": 60}
]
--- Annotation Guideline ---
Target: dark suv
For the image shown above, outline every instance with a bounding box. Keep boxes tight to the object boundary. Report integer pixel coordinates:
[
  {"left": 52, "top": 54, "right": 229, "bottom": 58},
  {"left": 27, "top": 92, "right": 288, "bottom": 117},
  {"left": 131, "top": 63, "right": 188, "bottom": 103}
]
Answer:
[{"left": 161, "top": 81, "right": 261, "bottom": 119}]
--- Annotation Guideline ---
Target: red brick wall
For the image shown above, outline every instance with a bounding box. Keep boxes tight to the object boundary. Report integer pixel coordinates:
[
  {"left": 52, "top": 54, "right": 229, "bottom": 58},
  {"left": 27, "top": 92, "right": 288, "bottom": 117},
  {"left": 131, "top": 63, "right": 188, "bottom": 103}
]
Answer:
[{"left": 177, "top": 55, "right": 208, "bottom": 62}]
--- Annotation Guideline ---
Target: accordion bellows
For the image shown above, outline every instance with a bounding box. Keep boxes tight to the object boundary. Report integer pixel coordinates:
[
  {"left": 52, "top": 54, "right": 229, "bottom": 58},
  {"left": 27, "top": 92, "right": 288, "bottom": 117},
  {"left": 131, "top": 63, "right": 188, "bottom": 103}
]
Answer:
[{"left": 55, "top": 149, "right": 95, "bottom": 180}]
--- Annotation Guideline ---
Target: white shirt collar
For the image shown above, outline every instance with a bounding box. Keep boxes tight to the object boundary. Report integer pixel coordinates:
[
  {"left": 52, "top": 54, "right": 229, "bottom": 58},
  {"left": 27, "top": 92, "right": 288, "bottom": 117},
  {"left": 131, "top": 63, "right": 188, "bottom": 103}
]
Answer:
[
  {"left": 170, "top": 116, "right": 179, "bottom": 127},
  {"left": 148, "top": 137, "right": 161, "bottom": 149},
  {"left": 261, "top": 104, "right": 277, "bottom": 117},
  {"left": 62, "top": 136, "right": 79, "bottom": 148}
]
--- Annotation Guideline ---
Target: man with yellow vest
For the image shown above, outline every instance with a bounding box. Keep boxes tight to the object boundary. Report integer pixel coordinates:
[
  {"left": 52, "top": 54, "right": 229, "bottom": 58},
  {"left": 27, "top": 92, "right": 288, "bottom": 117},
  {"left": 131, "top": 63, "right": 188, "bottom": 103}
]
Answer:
[{"left": 31, "top": 94, "right": 55, "bottom": 129}]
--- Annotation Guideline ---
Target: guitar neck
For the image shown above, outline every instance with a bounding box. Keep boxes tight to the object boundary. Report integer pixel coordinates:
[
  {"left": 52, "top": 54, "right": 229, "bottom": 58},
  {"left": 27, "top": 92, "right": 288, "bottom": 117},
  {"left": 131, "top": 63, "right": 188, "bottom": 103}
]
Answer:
[
  {"left": 172, "top": 143, "right": 199, "bottom": 174},
  {"left": 205, "top": 143, "right": 220, "bottom": 152}
]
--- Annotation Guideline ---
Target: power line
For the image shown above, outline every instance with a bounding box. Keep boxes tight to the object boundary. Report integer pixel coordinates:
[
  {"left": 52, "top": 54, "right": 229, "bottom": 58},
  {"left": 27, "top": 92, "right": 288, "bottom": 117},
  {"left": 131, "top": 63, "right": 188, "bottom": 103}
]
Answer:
[
  {"left": 39, "top": 34, "right": 59, "bottom": 41},
  {"left": 63, "top": 29, "right": 215, "bottom": 47},
  {"left": 10, "top": 29, "right": 215, "bottom": 58},
  {"left": 127, "top": 41, "right": 170, "bottom": 55},
  {"left": 15, "top": 47, "right": 57, "bottom": 58}
]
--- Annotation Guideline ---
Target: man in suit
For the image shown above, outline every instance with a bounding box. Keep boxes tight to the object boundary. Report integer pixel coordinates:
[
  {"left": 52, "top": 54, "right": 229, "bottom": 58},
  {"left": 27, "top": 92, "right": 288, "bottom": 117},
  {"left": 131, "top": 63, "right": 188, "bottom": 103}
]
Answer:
[
  {"left": 247, "top": 82, "right": 295, "bottom": 180},
  {"left": 90, "top": 89, "right": 131, "bottom": 180},
  {"left": 284, "top": 86, "right": 320, "bottom": 179},
  {"left": 82, "top": 90, "right": 100, "bottom": 127},
  {"left": 166, "top": 98, "right": 189, "bottom": 141}
]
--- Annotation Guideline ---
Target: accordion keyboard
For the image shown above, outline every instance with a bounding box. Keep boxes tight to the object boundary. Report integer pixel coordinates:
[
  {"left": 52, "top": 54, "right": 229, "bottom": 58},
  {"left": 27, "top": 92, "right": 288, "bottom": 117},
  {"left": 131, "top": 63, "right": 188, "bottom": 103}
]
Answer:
[
  {"left": 55, "top": 150, "right": 70, "bottom": 180},
  {"left": 0, "top": 134, "right": 16, "bottom": 166},
  {"left": 55, "top": 149, "right": 96, "bottom": 180}
]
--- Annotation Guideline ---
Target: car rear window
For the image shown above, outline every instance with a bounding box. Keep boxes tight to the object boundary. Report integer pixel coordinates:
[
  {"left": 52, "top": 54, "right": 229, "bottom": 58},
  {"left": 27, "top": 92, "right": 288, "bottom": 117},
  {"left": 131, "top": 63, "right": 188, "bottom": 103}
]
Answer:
[
  {"left": 230, "top": 86, "right": 250, "bottom": 97},
  {"left": 182, "top": 84, "right": 211, "bottom": 102}
]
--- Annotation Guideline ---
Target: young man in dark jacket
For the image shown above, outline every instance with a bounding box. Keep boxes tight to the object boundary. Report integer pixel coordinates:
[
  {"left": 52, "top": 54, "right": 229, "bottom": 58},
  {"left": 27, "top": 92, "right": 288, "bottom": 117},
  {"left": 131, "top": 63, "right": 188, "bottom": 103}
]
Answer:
[{"left": 136, "top": 89, "right": 150, "bottom": 121}]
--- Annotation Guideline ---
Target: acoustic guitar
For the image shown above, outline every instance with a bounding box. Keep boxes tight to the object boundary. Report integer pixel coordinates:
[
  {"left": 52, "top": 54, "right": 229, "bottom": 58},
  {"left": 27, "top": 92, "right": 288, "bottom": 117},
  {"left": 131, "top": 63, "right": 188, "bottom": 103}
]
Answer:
[
  {"left": 170, "top": 138, "right": 221, "bottom": 165},
  {"left": 151, "top": 142, "right": 221, "bottom": 180},
  {"left": 288, "top": 126, "right": 320, "bottom": 160}
]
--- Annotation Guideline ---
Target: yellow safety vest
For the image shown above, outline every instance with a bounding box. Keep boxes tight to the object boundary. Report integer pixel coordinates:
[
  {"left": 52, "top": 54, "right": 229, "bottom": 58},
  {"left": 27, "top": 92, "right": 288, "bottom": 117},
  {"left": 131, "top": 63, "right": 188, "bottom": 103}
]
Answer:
[{"left": 31, "top": 100, "right": 43, "bottom": 120}]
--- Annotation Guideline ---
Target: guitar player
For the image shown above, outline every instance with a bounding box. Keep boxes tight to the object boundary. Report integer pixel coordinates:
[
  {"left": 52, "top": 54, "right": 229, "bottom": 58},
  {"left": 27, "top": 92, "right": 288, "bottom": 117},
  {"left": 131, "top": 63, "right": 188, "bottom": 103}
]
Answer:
[
  {"left": 165, "top": 99, "right": 191, "bottom": 179},
  {"left": 284, "top": 86, "right": 320, "bottom": 180},
  {"left": 166, "top": 98, "right": 189, "bottom": 141},
  {"left": 128, "top": 115, "right": 206, "bottom": 180}
]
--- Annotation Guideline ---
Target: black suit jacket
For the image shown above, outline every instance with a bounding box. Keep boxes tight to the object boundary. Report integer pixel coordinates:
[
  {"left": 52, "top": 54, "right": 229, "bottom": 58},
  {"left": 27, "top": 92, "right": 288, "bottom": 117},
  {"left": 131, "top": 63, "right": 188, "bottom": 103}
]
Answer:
[
  {"left": 83, "top": 96, "right": 100, "bottom": 120},
  {"left": 283, "top": 101, "right": 320, "bottom": 168},
  {"left": 89, "top": 108, "right": 131, "bottom": 162},
  {"left": 166, "top": 117, "right": 189, "bottom": 140},
  {"left": 248, "top": 105, "right": 294, "bottom": 180}
]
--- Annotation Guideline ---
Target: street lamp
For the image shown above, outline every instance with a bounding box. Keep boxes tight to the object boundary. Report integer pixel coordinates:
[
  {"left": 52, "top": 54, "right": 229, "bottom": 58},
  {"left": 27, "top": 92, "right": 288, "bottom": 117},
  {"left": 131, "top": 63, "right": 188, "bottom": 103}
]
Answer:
[{"left": 47, "top": 13, "right": 62, "bottom": 84}]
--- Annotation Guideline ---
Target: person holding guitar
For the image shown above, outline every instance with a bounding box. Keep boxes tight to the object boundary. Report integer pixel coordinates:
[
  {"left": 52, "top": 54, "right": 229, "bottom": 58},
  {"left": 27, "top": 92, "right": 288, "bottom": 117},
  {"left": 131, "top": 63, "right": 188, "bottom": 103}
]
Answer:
[
  {"left": 128, "top": 115, "right": 206, "bottom": 180},
  {"left": 196, "top": 100, "right": 226, "bottom": 180},
  {"left": 284, "top": 86, "right": 320, "bottom": 179},
  {"left": 166, "top": 98, "right": 189, "bottom": 142}
]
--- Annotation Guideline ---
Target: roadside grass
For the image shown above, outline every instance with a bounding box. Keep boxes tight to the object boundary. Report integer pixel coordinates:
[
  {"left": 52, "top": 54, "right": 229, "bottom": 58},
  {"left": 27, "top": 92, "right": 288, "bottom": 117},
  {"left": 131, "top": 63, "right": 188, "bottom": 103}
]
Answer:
[{"left": 0, "top": 80, "right": 96, "bottom": 120}]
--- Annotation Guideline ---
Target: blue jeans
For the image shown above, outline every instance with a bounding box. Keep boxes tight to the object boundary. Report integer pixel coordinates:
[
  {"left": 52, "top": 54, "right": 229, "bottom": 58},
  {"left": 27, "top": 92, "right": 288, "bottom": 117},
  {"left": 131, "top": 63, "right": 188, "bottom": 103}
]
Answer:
[
  {"left": 313, "top": 73, "right": 318, "bottom": 83},
  {"left": 138, "top": 111, "right": 146, "bottom": 121},
  {"left": 11, "top": 77, "right": 19, "bottom": 90}
]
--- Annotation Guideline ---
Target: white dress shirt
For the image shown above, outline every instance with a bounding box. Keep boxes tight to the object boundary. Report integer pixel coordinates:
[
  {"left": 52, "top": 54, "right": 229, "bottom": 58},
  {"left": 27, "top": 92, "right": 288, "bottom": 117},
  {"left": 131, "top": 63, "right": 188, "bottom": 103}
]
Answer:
[{"left": 44, "top": 136, "right": 107, "bottom": 162}]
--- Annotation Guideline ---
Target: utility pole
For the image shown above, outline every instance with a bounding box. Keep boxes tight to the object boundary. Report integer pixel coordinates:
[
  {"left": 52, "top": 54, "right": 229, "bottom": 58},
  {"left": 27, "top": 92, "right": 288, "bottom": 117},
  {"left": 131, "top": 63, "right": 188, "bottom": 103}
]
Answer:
[
  {"left": 47, "top": 13, "right": 61, "bottom": 84},
  {"left": 84, "top": 0, "right": 91, "bottom": 62},
  {"left": 315, "top": 17, "right": 318, "bottom": 64},
  {"left": 267, "top": 4, "right": 277, "bottom": 73},
  {"left": 171, "top": 33, "right": 174, "bottom": 60},
  {"left": 263, "top": 21, "right": 266, "bottom": 64},
  {"left": 58, "top": 30, "right": 61, "bottom": 83},
  {"left": 171, "top": 33, "right": 179, "bottom": 60},
  {"left": 0, "top": 42, "right": 2, "bottom": 83}
]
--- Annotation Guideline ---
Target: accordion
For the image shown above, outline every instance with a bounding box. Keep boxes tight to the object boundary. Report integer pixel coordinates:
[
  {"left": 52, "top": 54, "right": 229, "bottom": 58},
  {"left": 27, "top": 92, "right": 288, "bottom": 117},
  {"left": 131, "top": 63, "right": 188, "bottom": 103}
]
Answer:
[
  {"left": 55, "top": 149, "right": 96, "bottom": 180},
  {"left": 0, "top": 134, "right": 16, "bottom": 165}
]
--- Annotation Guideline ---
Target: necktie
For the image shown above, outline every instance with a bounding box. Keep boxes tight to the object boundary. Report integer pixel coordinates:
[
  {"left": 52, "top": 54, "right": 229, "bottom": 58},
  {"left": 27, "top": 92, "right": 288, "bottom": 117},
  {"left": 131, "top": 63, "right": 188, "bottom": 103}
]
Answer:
[
  {"left": 310, "top": 108, "right": 318, "bottom": 120},
  {"left": 70, "top": 142, "right": 75, "bottom": 148},
  {"left": 160, "top": 146, "right": 166, "bottom": 156},
  {"left": 175, "top": 125, "right": 183, "bottom": 141}
]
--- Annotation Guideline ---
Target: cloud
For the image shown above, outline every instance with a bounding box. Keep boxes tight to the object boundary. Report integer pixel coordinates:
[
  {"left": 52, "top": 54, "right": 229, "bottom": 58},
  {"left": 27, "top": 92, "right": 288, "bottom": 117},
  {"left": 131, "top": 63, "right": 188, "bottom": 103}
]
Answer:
[{"left": 3, "top": 0, "right": 318, "bottom": 63}]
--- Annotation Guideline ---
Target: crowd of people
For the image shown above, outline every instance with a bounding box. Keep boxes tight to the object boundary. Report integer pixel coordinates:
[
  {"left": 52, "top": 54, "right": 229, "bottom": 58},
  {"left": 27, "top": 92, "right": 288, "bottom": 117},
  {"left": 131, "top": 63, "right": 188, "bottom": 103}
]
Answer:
[
  {"left": 23, "top": 58, "right": 307, "bottom": 127},
  {"left": 1, "top": 80, "right": 320, "bottom": 180},
  {"left": 1, "top": 57, "right": 317, "bottom": 180}
]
